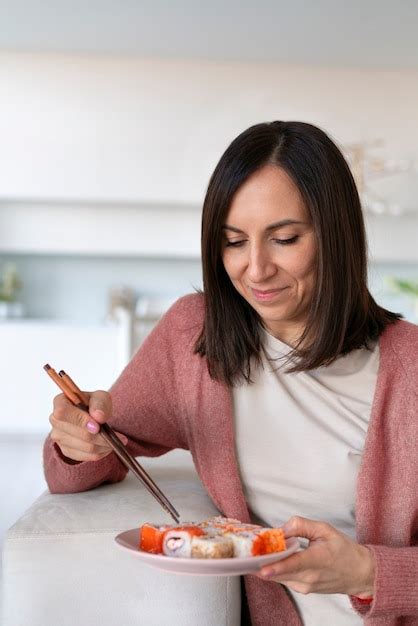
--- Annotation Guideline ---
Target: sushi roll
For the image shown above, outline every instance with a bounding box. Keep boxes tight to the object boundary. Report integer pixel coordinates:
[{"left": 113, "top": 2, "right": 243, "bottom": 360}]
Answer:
[
  {"left": 258, "top": 528, "right": 286, "bottom": 554},
  {"left": 197, "top": 517, "right": 231, "bottom": 536},
  {"left": 139, "top": 523, "right": 170, "bottom": 554},
  {"left": 139, "top": 519, "right": 286, "bottom": 560},
  {"left": 200, "top": 516, "right": 262, "bottom": 534},
  {"left": 203, "top": 516, "right": 242, "bottom": 526},
  {"left": 196, "top": 523, "right": 228, "bottom": 537},
  {"left": 228, "top": 528, "right": 286, "bottom": 557},
  {"left": 227, "top": 531, "right": 263, "bottom": 557},
  {"left": 199, "top": 516, "right": 239, "bottom": 530},
  {"left": 162, "top": 525, "right": 205, "bottom": 558},
  {"left": 191, "top": 535, "right": 234, "bottom": 559},
  {"left": 224, "top": 522, "right": 263, "bottom": 533}
]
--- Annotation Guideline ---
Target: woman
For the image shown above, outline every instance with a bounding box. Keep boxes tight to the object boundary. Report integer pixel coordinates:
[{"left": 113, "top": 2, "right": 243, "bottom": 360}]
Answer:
[{"left": 44, "top": 121, "right": 417, "bottom": 626}]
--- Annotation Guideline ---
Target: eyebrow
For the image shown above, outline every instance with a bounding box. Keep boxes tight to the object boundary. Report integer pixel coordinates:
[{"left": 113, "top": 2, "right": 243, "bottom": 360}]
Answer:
[{"left": 222, "top": 219, "right": 306, "bottom": 233}]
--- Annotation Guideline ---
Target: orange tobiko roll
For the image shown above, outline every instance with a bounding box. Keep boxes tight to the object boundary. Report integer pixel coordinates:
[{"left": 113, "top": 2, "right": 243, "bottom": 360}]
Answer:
[
  {"left": 139, "top": 523, "right": 170, "bottom": 554},
  {"left": 258, "top": 528, "right": 286, "bottom": 555},
  {"left": 228, "top": 527, "right": 286, "bottom": 557}
]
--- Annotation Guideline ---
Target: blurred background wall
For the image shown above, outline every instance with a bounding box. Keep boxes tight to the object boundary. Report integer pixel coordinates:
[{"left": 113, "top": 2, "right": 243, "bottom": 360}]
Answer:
[{"left": 1, "top": 0, "right": 417, "bottom": 563}]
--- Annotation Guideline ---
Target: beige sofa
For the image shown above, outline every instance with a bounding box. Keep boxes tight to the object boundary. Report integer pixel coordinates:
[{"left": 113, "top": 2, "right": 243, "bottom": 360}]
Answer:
[{"left": 1, "top": 450, "right": 241, "bottom": 626}]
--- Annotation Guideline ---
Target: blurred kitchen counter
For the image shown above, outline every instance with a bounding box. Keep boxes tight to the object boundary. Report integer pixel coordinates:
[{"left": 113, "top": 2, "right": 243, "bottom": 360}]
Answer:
[{"left": 0, "top": 318, "right": 128, "bottom": 435}]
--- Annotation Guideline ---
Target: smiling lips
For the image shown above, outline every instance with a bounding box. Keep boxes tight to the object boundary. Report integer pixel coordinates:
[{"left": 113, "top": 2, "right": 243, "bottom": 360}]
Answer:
[{"left": 251, "top": 287, "right": 288, "bottom": 302}]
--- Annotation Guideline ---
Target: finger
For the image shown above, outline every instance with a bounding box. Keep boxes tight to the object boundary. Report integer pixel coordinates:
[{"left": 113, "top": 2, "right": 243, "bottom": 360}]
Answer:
[
  {"left": 276, "top": 580, "right": 313, "bottom": 595},
  {"left": 50, "top": 413, "right": 102, "bottom": 441},
  {"left": 52, "top": 395, "right": 95, "bottom": 430},
  {"left": 52, "top": 431, "right": 111, "bottom": 455},
  {"left": 51, "top": 393, "right": 106, "bottom": 435},
  {"left": 253, "top": 568, "right": 310, "bottom": 593},
  {"left": 87, "top": 390, "right": 112, "bottom": 424},
  {"left": 57, "top": 443, "right": 112, "bottom": 463},
  {"left": 258, "top": 549, "right": 312, "bottom": 580},
  {"left": 115, "top": 431, "right": 129, "bottom": 446},
  {"left": 49, "top": 426, "right": 111, "bottom": 455},
  {"left": 282, "top": 516, "right": 333, "bottom": 541},
  {"left": 53, "top": 393, "right": 79, "bottom": 417}
]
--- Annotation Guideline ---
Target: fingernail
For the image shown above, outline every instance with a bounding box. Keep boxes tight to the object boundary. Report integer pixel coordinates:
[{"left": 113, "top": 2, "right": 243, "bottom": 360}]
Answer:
[
  {"left": 93, "top": 409, "right": 105, "bottom": 419},
  {"left": 120, "top": 434, "right": 128, "bottom": 445},
  {"left": 87, "top": 420, "right": 99, "bottom": 434}
]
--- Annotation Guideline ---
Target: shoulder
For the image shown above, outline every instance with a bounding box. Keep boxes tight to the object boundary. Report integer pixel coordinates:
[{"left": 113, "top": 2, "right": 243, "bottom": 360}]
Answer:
[
  {"left": 129, "top": 293, "right": 205, "bottom": 373},
  {"left": 164, "top": 292, "right": 205, "bottom": 326},
  {"left": 154, "top": 292, "right": 205, "bottom": 346},
  {"left": 379, "top": 319, "right": 418, "bottom": 376}
]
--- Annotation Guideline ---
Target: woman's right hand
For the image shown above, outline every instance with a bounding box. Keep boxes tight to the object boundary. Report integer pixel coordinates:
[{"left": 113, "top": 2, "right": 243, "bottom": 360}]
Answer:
[{"left": 49, "top": 390, "right": 127, "bottom": 463}]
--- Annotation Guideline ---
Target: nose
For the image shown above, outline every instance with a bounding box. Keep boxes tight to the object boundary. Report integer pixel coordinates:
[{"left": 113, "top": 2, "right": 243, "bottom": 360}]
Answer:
[{"left": 246, "top": 244, "right": 277, "bottom": 284}]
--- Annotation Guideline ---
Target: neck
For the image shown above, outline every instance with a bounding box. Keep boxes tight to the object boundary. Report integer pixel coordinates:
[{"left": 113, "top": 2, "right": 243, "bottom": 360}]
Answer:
[{"left": 263, "top": 321, "right": 307, "bottom": 349}]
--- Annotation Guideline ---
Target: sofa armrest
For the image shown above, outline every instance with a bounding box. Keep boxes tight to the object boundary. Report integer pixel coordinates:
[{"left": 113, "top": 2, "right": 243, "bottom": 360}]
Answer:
[{"left": 1, "top": 450, "right": 241, "bottom": 626}]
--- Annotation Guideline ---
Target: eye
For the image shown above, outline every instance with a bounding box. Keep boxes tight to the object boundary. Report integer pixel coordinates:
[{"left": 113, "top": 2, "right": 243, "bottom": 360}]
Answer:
[
  {"left": 225, "top": 240, "right": 245, "bottom": 247},
  {"left": 273, "top": 235, "right": 299, "bottom": 245}
]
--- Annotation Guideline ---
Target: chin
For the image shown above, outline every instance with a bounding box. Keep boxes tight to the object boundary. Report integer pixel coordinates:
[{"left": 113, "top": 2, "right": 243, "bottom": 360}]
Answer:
[
  {"left": 263, "top": 315, "right": 288, "bottom": 328},
  {"left": 253, "top": 301, "right": 288, "bottom": 316}
]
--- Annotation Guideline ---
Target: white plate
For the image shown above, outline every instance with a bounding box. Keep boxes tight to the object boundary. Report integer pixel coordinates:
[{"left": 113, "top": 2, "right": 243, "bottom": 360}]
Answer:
[{"left": 115, "top": 528, "right": 300, "bottom": 576}]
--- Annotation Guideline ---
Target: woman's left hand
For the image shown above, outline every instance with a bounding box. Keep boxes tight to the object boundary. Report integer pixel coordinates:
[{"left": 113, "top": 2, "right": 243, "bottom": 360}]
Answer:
[{"left": 256, "top": 516, "right": 375, "bottom": 597}]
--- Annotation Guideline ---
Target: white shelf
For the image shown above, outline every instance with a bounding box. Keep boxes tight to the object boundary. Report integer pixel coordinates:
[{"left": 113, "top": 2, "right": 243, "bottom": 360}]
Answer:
[
  {"left": 0, "top": 201, "right": 201, "bottom": 259},
  {"left": 2, "top": 199, "right": 418, "bottom": 262}
]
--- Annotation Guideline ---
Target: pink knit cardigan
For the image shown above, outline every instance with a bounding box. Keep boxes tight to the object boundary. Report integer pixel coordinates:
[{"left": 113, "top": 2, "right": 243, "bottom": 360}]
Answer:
[{"left": 44, "top": 294, "right": 418, "bottom": 625}]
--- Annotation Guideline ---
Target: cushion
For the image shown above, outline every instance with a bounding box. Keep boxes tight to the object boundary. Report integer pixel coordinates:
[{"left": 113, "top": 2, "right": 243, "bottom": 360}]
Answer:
[{"left": 1, "top": 450, "right": 241, "bottom": 626}]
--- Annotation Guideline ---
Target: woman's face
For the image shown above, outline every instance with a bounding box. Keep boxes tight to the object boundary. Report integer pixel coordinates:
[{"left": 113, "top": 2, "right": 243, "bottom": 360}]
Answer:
[{"left": 222, "top": 164, "right": 317, "bottom": 345}]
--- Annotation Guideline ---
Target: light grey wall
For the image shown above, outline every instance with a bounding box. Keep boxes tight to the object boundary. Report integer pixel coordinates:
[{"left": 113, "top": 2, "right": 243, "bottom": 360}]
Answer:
[
  {"left": 1, "top": 253, "right": 417, "bottom": 324},
  {"left": 0, "top": 254, "right": 202, "bottom": 322}
]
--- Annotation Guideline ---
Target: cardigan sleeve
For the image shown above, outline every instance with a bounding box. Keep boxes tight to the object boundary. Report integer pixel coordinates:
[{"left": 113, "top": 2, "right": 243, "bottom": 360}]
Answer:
[
  {"left": 350, "top": 544, "right": 418, "bottom": 617},
  {"left": 43, "top": 438, "right": 129, "bottom": 494},
  {"left": 43, "top": 296, "right": 198, "bottom": 494},
  {"left": 350, "top": 320, "right": 418, "bottom": 619}
]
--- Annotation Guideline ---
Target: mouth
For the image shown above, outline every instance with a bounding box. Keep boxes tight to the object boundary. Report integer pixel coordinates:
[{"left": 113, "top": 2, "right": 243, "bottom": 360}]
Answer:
[{"left": 250, "top": 287, "right": 289, "bottom": 302}]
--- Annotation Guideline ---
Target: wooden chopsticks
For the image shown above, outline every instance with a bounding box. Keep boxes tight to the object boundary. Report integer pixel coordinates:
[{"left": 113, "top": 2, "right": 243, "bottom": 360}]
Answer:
[{"left": 44, "top": 364, "right": 180, "bottom": 524}]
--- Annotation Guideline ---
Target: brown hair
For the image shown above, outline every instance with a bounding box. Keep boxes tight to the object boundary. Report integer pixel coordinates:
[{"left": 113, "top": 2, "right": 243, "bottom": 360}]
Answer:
[{"left": 195, "top": 121, "right": 401, "bottom": 385}]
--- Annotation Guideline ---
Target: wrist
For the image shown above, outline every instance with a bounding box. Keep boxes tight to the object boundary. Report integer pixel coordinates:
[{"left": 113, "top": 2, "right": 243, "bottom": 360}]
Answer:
[
  {"left": 54, "top": 442, "right": 82, "bottom": 465},
  {"left": 354, "top": 545, "right": 376, "bottom": 597}
]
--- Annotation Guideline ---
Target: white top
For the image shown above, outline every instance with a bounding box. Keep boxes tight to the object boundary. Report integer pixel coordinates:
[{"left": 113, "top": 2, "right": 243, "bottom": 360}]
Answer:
[{"left": 233, "top": 330, "right": 379, "bottom": 625}]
